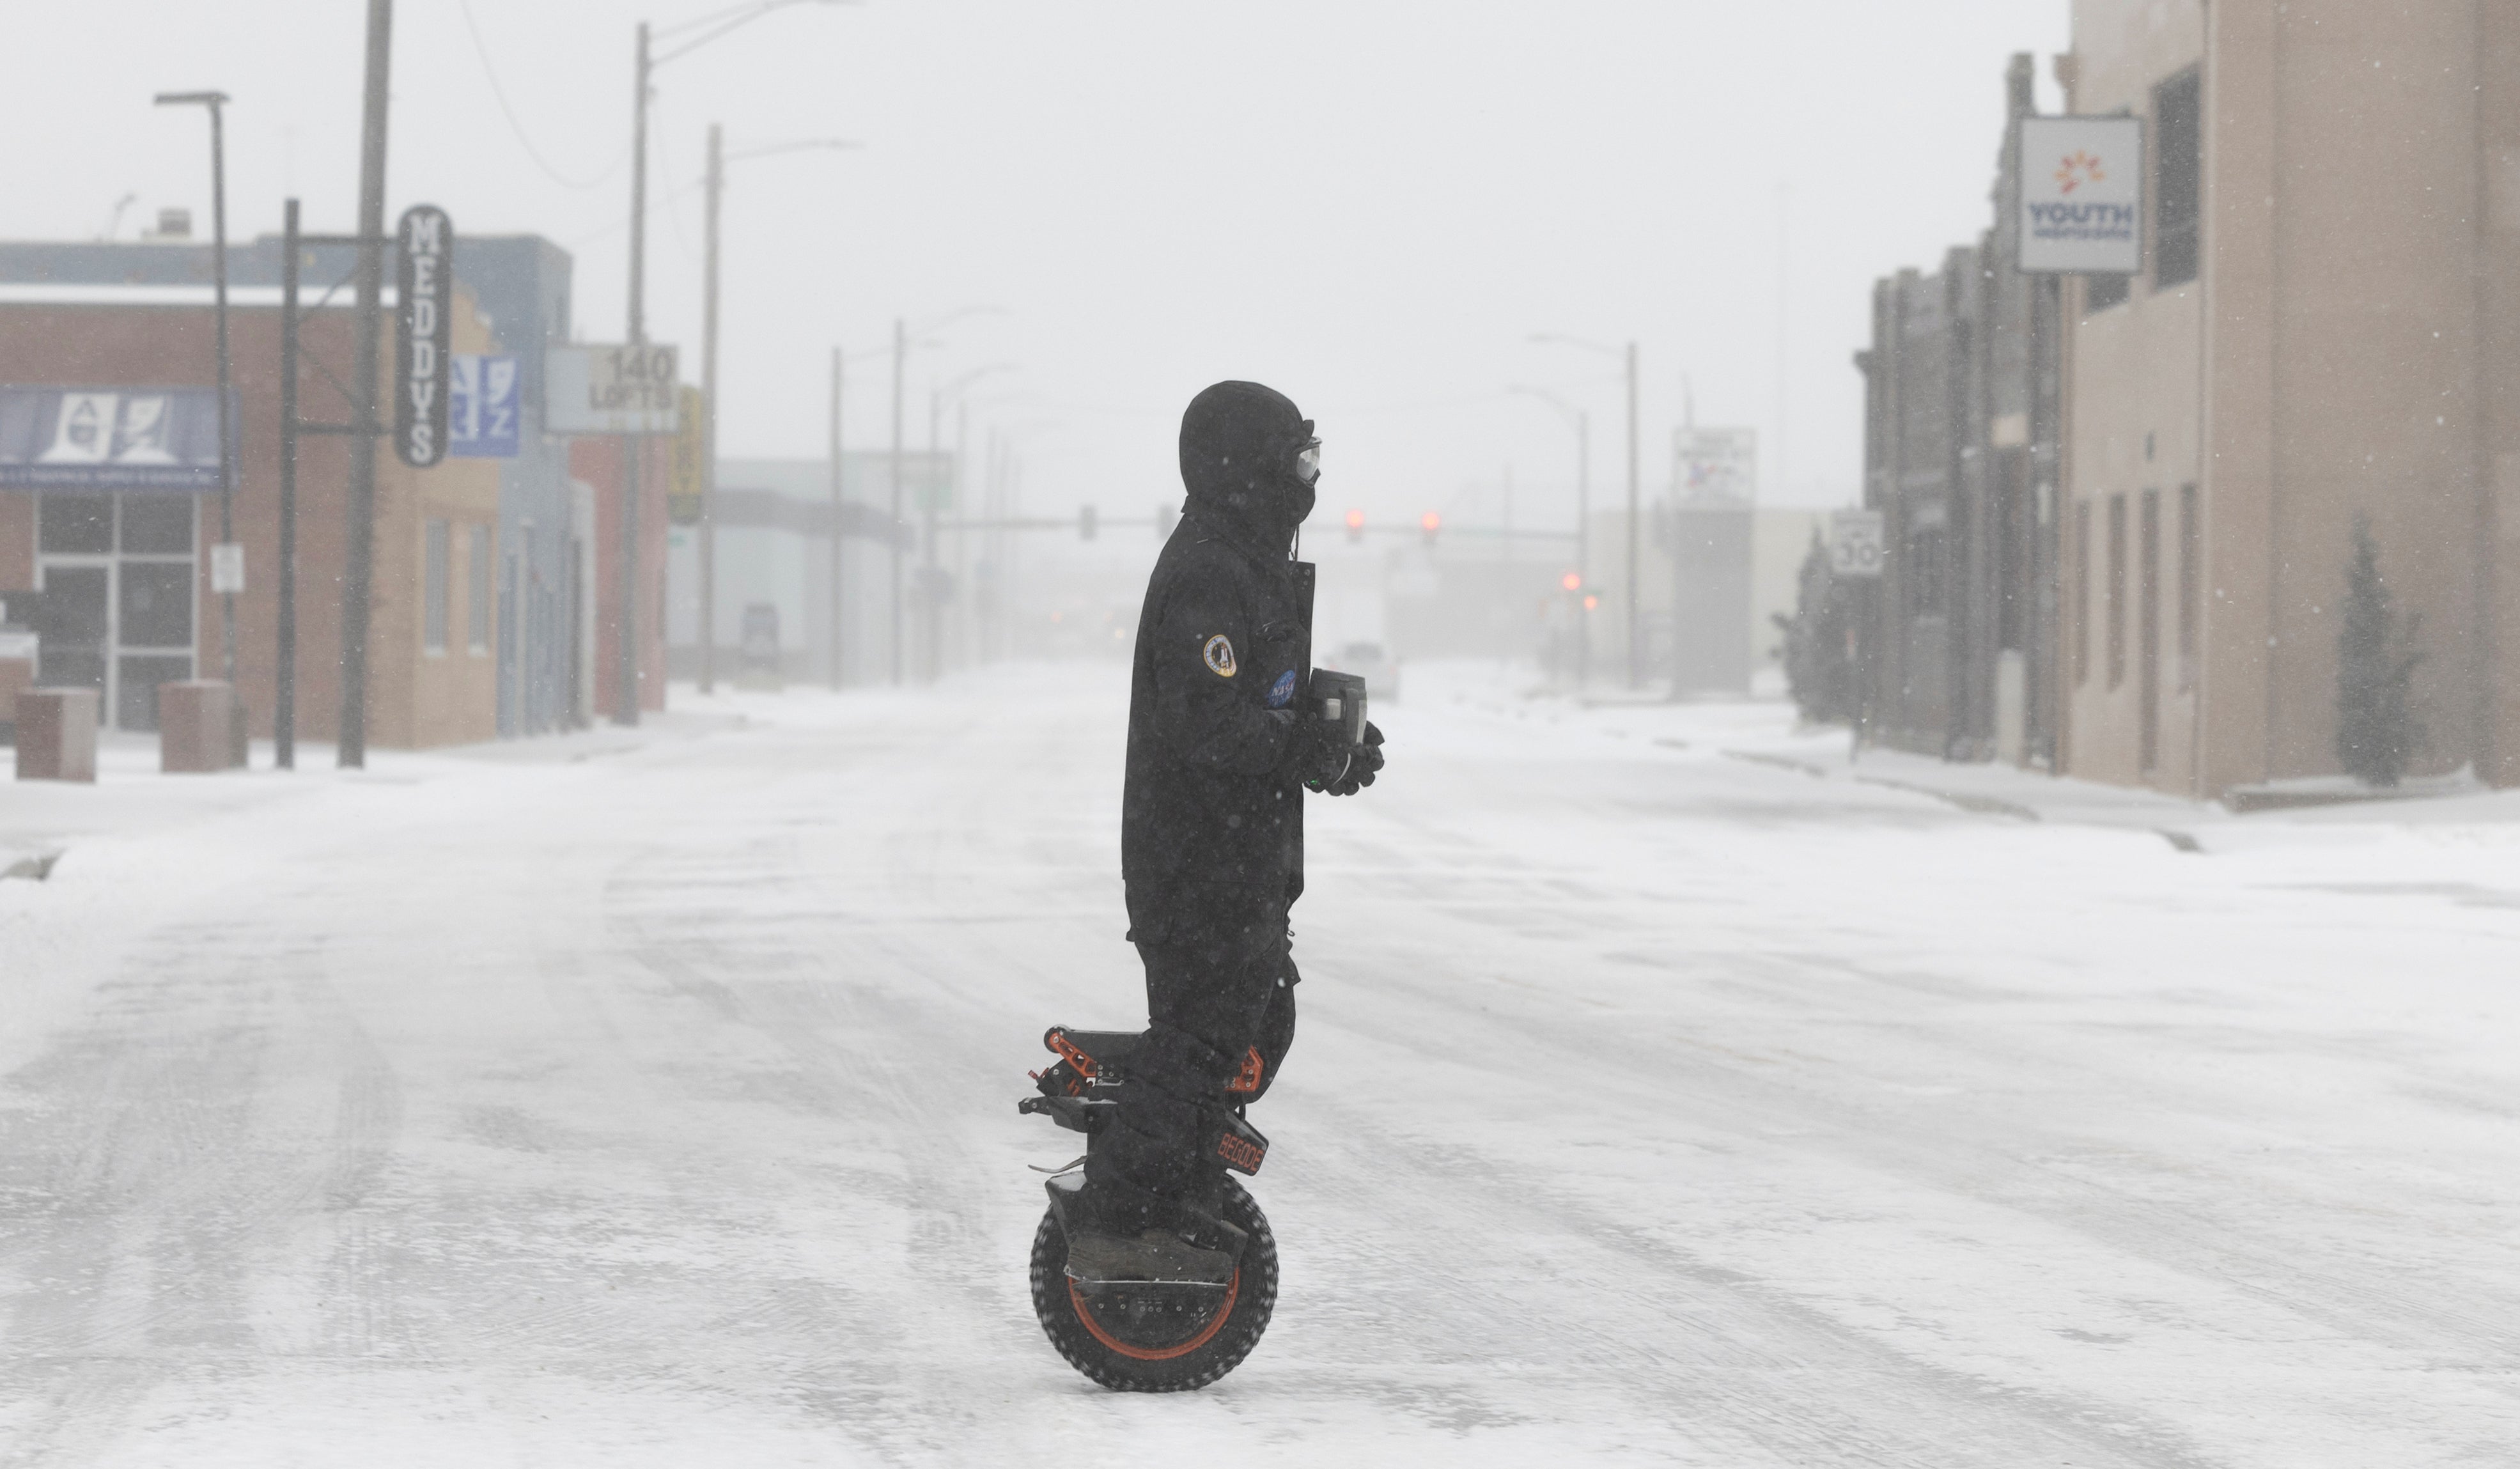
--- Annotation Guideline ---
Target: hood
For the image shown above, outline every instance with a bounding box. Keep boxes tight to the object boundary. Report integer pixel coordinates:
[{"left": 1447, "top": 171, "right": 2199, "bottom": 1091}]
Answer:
[{"left": 1178, "top": 380, "right": 1315, "bottom": 560}]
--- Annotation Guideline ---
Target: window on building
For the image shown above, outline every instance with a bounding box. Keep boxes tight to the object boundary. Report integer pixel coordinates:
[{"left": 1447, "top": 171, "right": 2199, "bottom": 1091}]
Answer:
[
  {"left": 2084, "top": 274, "right": 2131, "bottom": 314},
  {"left": 38, "top": 494, "right": 113, "bottom": 554},
  {"left": 2177, "top": 484, "right": 2200, "bottom": 691},
  {"left": 424, "top": 518, "right": 450, "bottom": 654},
  {"left": 467, "top": 524, "right": 492, "bottom": 654},
  {"left": 2107, "top": 494, "right": 2129, "bottom": 689},
  {"left": 2154, "top": 67, "right": 2202, "bottom": 290},
  {"left": 1904, "top": 524, "right": 1947, "bottom": 619},
  {"left": 2074, "top": 499, "right": 2092, "bottom": 685}
]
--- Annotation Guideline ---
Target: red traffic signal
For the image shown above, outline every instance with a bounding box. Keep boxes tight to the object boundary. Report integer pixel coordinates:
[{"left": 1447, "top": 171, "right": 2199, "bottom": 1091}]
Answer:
[
  {"left": 1345, "top": 508, "right": 1365, "bottom": 543},
  {"left": 1560, "top": 571, "right": 1583, "bottom": 592},
  {"left": 1420, "top": 511, "right": 1440, "bottom": 547}
]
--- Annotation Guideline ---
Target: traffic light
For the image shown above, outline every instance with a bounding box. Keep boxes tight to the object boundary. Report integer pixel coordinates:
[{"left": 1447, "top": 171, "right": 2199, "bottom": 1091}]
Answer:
[
  {"left": 1420, "top": 511, "right": 1440, "bottom": 548},
  {"left": 1079, "top": 504, "right": 1098, "bottom": 541},
  {"left": 1560, "top": 571, "right": 1583, "bottom": 593},
  {"left": 1345, "top": 508, "right": 1365, "bottom": 544}
]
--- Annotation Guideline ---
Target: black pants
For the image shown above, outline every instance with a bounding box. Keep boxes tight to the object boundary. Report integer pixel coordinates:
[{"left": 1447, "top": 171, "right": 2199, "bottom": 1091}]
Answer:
[{"left": 1085, "top": 887, "right": 1298, "bottom": 1224}]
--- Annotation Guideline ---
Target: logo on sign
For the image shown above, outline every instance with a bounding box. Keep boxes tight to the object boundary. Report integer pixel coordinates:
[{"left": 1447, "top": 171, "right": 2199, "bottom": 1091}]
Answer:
[
  {"left": 2017, "top": 116, "right": 2143, "bottom": 274},
  {"left": 0, "top": 388, "right": 223, "bottom": 490},
  {"left": 394, "top": 204, "right": 455, "bottom": 468},
  {"left": 449, "top": 355, "right": 520, "bottom": 460}
]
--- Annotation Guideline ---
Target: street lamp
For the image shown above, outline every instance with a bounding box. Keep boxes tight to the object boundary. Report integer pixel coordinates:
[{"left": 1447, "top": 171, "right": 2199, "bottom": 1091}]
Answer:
[
  {"left": 629, "top": 0, "right": 853, "bottom": 340},
  {"left": 1511, "top": 384, "right": 1591, "bottom": 690},
  {"left": 1533, "top": 334, "right": 1640, "bottom": 686},
  {"left": 153, "top": 89, "right": 240, "bottom": 741},
  {"left": 887, "top": 306, "right": 1006, "bottom": 683},
  {"left": 622, "top": 0, "right": 849, "bottom": 720},
  {"left": 697, "top": 130, "right": 857, "bottom": 692},
  {"left": 922, "top": 363, "right": 1014, "bottom": 681}
]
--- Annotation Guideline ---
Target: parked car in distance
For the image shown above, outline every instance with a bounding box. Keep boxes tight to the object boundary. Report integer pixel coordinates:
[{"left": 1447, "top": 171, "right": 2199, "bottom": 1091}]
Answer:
[{"left": 1326, "top": 640, "right": 1399, "bottom": 706}]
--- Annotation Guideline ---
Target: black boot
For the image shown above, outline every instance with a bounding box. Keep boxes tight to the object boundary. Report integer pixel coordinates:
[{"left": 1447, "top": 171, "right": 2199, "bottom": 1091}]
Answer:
[{"left": 1049, "top": 1172, "right": 1246, "bottom": 1286}]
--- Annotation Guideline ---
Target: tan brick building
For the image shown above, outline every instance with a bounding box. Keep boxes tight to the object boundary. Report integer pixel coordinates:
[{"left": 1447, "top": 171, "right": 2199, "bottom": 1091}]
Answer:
[
  {"left": 0, "top": 283, "right": 504, "bottom": 747},
  {"left": 2059, "top": 1, "right": 2520, "bottom": 793}
]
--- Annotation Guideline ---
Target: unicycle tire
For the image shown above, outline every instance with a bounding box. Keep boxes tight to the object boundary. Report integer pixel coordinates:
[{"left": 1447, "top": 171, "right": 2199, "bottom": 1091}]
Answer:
[{"left": 1030, "top": 1175, "right": 1277, "bottom": 1392}]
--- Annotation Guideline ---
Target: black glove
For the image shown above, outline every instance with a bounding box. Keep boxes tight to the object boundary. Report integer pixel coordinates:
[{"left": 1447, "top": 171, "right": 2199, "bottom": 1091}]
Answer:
[
  {"left": 1323, "top": 720, "right": 1383, "bottom": 796},
  {"left": 1279, "top": 713, "right": 1353, "bottom": 791}
]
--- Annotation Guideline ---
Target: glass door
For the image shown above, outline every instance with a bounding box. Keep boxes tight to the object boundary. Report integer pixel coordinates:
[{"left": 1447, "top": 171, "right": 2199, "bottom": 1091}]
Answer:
[{"left": 36, "top": 492, "right": 198, "bottom": 731}]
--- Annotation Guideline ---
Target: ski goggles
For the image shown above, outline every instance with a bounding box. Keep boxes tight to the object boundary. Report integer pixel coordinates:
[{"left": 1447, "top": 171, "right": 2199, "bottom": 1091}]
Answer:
[{"left": 1294, "top": 438, "right": 1322, "bottom": 485}]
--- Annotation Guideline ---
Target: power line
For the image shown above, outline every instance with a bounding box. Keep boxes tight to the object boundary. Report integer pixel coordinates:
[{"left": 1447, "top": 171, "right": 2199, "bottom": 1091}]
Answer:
[{"left": 457, "top": 0, "right": 625, "bottom": 191}]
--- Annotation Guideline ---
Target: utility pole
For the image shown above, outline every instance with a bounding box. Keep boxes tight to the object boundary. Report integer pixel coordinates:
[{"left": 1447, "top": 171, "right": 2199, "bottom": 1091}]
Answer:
[
  {"left": 954, "top": 398, "right": 969, "bottom": 675},
  {"left": 699, "top": 120, "right": 722, "bottom": 692},
  {"left": 338, "top": 0, "right": 393, "bottom": 768},
  {"left": 925, "top": 382, "right": 940, "bottom": 682},
  {"left": 829, "top": 345, "right": 844, "bottom": 689},
  {"left": 277, "top": 198, "right": 300, "bottom": 768},
  {"left": 889, "top": 316, "right": 905, "bottom": 685},
  {"left": 616, "top": 20, "right": 651, "bottom": 726},
  {"left": 846, "top": 343, "right": 857, "bottom": 690},
  {"left": 1624, "top": 339, "right": 1640, "bottom": 688}
]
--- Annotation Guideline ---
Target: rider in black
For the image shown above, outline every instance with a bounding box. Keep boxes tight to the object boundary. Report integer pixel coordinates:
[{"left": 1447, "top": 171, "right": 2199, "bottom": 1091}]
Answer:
[{"left": 1065, "top": 380, "right": 1385, "bottom": 1283}]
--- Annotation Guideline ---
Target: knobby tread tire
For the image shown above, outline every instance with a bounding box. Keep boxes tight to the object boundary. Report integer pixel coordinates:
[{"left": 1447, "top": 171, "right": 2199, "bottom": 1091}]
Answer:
[{"left": 1030, "top": 1176, "right": 1277, "bottom": 1392}]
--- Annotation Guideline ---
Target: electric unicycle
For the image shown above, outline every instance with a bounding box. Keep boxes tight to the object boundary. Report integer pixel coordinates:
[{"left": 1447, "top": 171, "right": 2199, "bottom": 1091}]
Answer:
[{"left": 1019, "top": 1026, "right": 1279, "bottom": 1391}]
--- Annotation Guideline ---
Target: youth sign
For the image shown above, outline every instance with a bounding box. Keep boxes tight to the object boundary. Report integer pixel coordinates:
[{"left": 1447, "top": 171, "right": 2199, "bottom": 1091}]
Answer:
[{"left": 2018, "top": 116, "right": 2143, "bottom": 274}]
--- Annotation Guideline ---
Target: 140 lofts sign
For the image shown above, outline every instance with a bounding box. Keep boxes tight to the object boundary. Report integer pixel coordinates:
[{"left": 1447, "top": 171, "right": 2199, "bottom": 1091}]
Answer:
[
  {"left": 395, "top": 205, "right": 455, "bottom": 467},
  {"left": 2017, "top": 116, "right": 2144, "bottom": 274}
]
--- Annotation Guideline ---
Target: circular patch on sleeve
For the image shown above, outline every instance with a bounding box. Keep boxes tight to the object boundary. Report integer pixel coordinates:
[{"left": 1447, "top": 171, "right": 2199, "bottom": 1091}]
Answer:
[
  {"left": 1267, "top": 669, "right": 1297, "bottom": 708},
  {"left": 1202, "top": 634, "right": 1238, "bottom": 678}
]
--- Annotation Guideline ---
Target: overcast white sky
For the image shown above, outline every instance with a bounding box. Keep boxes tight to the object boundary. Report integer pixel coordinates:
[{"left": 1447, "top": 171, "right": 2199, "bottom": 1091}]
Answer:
[{"left": 5, "top": 1, "right": 2069, "bottom": 528}]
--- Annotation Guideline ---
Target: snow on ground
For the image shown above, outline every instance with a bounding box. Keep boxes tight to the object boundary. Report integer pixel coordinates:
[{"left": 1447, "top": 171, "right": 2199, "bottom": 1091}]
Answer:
[{"left": 3, "top": 661, "right": 2516, "bottom": 1466}]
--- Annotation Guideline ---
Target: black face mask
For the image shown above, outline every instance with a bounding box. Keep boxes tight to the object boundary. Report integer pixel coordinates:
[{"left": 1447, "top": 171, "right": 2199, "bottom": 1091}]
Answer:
[{"left": 1179, "top": 382, "right": 1317, "bottom": 556}]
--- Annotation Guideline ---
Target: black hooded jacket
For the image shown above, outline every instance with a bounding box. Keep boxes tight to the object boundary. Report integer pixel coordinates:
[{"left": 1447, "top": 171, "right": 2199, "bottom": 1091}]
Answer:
[{"left": 1121, "top": 382, "right": 1319, "bottom": 928}]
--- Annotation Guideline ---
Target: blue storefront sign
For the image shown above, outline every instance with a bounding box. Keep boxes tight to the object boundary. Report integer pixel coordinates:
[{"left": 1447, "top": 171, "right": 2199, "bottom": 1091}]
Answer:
[
  {"left": 0, "top": 387, "right": 226, "bottom": 491},
  {"left": 449, "top": 354, "right": 520, "bottom": 459}
]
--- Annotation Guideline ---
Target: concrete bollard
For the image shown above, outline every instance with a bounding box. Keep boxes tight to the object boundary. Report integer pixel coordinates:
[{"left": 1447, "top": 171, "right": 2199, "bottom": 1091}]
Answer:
[
  {"left": 0, "top": 655, "right": 32, "bottom": 745},
  {"left": 159, "top": 680, "right": 243, "bottom": 773},
  {"left": 15, "top": 687, "right": 99, "bottom": 782}
]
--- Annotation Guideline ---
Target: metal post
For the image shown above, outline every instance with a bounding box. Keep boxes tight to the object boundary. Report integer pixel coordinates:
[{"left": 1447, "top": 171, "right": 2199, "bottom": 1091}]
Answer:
[
  {"left": 156, "top": 89, "right": 239, "bottom": 730},
  {"left": 841, "top": 343, "right": 862, "bottom": 690},
  {"left": 338, "top": 0, "right": 393, "bottom": 769},
  {"left": 277, "top": 198, "right": 300, "bottom": 770},
  {"left": 1624, "top": 339, "right": 1640, "bottom": 688},
  {"left": 889, "top": 316, "right": 905, "bottom": 685},
  {"left": 618, "top": 436, "right": 641, "bottom": 725},
  {"left": 699, "top": 121, "right": 722, "bottom": 692}
]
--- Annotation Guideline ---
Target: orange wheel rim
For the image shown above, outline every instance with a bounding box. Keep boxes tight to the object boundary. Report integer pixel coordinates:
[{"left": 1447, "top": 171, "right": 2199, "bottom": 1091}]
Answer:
[{"left": 1068, "top": 1269, "right": 1241, "bottom": 1361}]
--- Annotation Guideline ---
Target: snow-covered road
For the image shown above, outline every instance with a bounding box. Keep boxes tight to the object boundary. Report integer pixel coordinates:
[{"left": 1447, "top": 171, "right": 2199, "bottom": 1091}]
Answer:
[{"left": 3, "top": 664, "right": 2516, "bottom": 1466}]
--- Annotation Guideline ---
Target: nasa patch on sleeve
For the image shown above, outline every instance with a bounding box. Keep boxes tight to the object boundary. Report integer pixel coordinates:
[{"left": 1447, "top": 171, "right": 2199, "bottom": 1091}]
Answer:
[
  {"left": 1267, "top": 669, "right": 1297, "bottom": 708},
  {"left": 1202, "top": 635, "right": 1238, "bottom": 678}
]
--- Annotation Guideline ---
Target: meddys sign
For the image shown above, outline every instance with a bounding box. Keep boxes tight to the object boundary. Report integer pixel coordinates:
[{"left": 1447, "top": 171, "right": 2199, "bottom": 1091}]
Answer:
[
  {"left": 394, "top": 205, "right": 455, "bottom": 467},
  {"left": 2018, "top": 116, "right": 2144, "bottom": 274}
]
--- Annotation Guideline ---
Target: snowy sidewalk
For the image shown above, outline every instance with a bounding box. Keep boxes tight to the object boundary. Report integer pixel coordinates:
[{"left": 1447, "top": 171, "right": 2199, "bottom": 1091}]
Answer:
[{"left": 1406, "top": 658, "right": 2520, "bottom": 850}]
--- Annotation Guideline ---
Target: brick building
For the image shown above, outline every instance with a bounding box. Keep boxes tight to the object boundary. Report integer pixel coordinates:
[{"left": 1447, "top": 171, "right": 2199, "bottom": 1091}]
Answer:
[
  {"left": 1, "top": 229, "right": 671, "bottom": 750},
  {"left": 2057, "top": 0, "right": 2520, "bottom": 795},
  {"left": 1857, "top": 10, "right": 2520, "bottom": 797}
]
